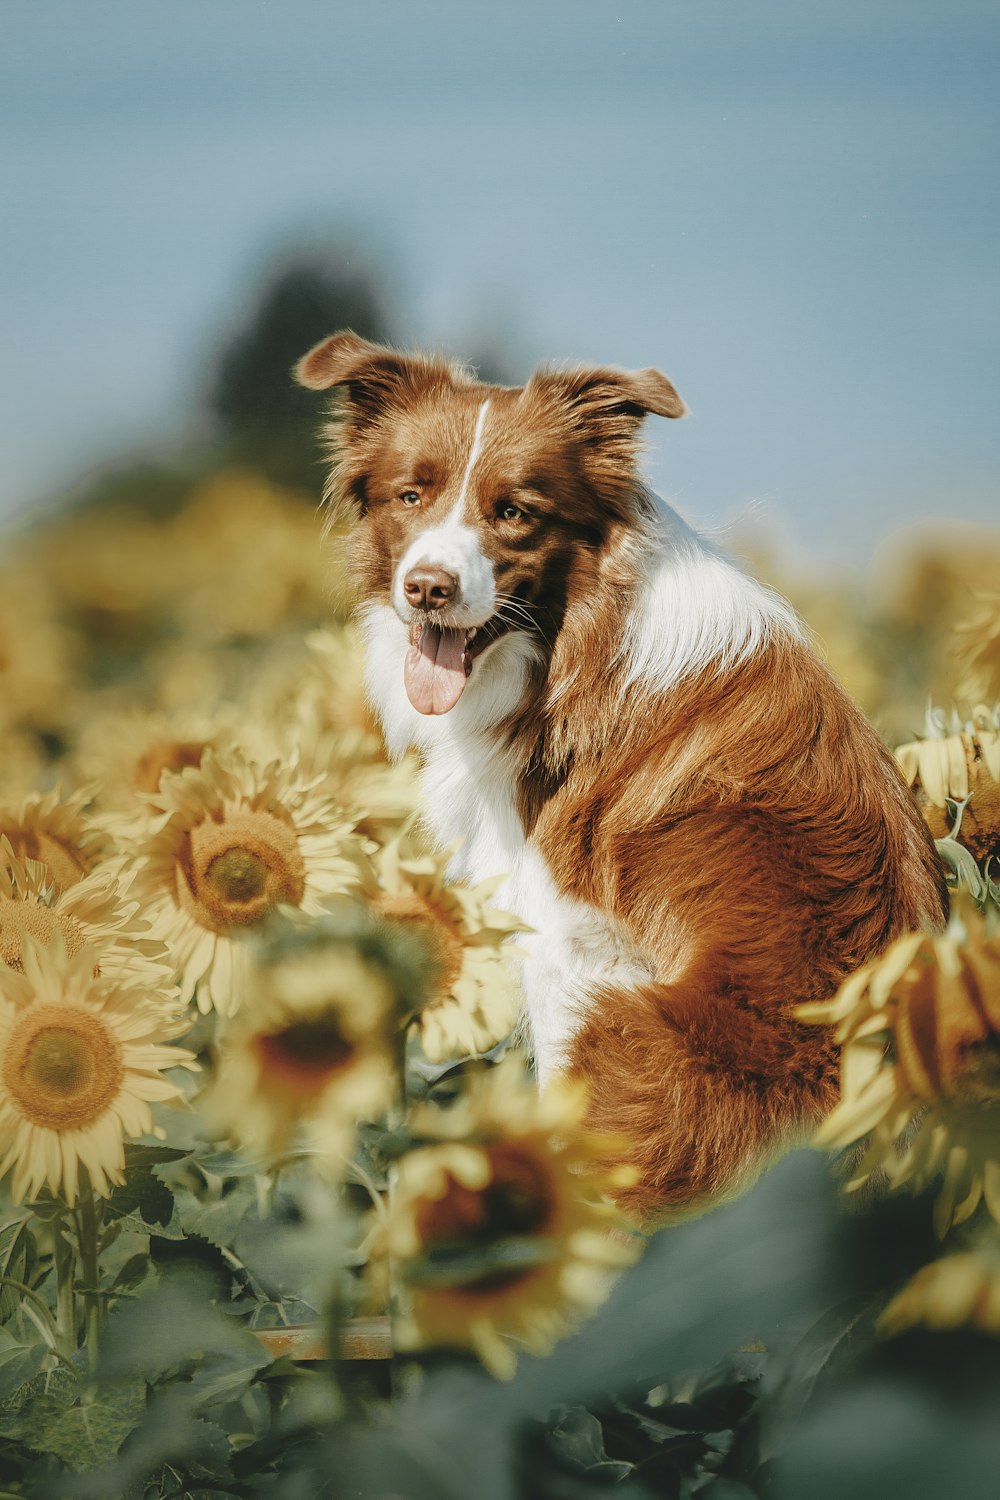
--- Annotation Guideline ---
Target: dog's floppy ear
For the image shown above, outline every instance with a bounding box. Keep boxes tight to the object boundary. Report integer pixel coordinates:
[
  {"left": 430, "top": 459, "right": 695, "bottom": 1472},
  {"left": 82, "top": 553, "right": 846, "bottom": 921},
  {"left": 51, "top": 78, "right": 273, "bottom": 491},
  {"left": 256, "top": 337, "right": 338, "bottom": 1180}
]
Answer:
[
  {"left": 294, "top": 330, "right": 448, "bottom": 430},
  {"left": 534, "top": 363, "right": 686, "bottom": 426},
  {"left": 527, "top": 362, "right": 685, "bottom": 511},
  {"left": 613, "top": 367, "right": 686, "bottom": 420},
  {"left": 294, "top": 330, "right": 389, "bottom": 391}
]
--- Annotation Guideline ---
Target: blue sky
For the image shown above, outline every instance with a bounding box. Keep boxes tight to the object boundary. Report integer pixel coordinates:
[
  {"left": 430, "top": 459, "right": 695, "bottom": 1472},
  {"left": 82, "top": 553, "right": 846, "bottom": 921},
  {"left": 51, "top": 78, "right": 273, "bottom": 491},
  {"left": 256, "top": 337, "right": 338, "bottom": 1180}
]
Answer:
[{"left": 2, "top": 0, "right": 997, "bottom": 561}]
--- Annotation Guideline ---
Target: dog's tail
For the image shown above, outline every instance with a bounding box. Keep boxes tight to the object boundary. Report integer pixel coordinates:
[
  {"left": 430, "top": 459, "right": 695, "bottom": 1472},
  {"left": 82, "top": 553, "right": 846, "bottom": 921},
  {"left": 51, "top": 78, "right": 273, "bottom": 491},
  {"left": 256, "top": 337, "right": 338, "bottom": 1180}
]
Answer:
[{"left": 566, "top": 978, "right": 840, "bottom": 1228}]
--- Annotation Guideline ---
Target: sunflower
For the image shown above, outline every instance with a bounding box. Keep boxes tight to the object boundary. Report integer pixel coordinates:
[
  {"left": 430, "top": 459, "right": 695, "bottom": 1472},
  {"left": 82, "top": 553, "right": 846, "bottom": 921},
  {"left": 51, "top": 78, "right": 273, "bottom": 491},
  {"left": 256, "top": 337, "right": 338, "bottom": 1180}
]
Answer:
[
  {"left": 0, "top": 843, "right": 174, "bottom": 997},
  {"left": 373, "top": 838, "right": 527, "bottom": 1063},
  {"left": 0, "top": 563, "right": 78, "bottom": 742},
  {"left": 878, "top": 1251, "right": 1000, "bottom": 1338},
  {"left": 318, "top": 739, "right": 420, "bottom": 847},
  {"left": 167, "top": 471, "right": 335, "bottom": 642},
  {"left": 801, "top": 897, "right": 1000, "bottom": 1235},
  {"left": 0, "top": 732, "right": 50, "bottom": 804},
  {"left": 274, "top": 633, "right": 419, "bottom": 841},
  {"left": 956, "top": 593, "right": 1000, "bottom": 702},
  {"left": 296, "top": 626, "right": 386, "bottom": 744},
  {"left": 384, "top": 1060, "right": 639, "bottom": 1378},
  {"left": 201, "top": 910, "right": 413, "bottom": 1163},
  {"left": 0, "top": 786, "right": 107, "bottom": 892},
  {"left": 895, "top": 705, "right": 1000, "bottom": 865},
  {"left": 72, "top": 701, "right": 252, "bottom": 824},
  {"left": 0, "top": 937, "right": 194, "bottom": 1204},
  {"left": 261, "top": 628, "right": 420, "bottom": 844},
  {"left": 132, "top": 746, "right": 371, "bottom": 1016}
]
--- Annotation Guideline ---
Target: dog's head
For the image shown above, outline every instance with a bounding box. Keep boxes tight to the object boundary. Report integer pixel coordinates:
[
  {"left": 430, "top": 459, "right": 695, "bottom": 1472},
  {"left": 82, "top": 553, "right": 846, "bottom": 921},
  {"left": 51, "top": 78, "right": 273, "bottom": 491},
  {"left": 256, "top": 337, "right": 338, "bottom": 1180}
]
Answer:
[{"left": 296, "top": 332, "right": 684, "bottom": 717}]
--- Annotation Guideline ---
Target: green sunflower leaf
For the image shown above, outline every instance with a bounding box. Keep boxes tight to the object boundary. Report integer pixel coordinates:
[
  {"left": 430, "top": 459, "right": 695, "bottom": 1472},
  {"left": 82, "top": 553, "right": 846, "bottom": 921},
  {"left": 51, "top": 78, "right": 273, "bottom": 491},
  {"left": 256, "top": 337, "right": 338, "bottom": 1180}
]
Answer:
[
  {"left": 0, "top": 1212, "right": 36, "bottom": 1324},
  {"left": 0, "top": 1327, "right": 49, "bottom": 1403}
]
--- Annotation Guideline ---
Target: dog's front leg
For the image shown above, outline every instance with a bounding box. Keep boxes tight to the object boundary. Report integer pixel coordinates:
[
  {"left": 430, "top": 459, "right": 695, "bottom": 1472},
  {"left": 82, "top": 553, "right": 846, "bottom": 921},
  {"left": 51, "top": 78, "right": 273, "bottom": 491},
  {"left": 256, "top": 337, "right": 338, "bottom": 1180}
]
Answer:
[
  {"left": 517, "top": 945, "right": 594, "bottom": 1087},
  {"left": 510, "top": 847, "right": 655, "bottom": 1088}
]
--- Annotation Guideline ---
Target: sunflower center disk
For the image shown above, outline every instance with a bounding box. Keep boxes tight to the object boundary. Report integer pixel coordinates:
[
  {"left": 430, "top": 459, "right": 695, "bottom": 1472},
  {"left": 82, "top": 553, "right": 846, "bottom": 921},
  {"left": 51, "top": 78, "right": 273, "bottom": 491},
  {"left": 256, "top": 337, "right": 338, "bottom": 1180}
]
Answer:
[
  {"left": 28, "top": 1030, "right": 94, "bottom": 1094},
  {"left": 377, "top": 893, "right": 465, "bottom": 997},
  {"left": 255, "top": 1016, "right": 355, "bottom": 1094},
  {"left": 181, "top": 810, "right": 307, "bottom": 931},
  {"left": 0, "top": 899, "right": 87, "bottom": 972},
  {"left": 206, "top": 849, "right": 269, "bottom": 904},
  {"left": 3, "top": 1006, "right": 124, "bottom": 1130},
  {"left": 415, "top": 1147, "right": 556, "bottom": 1293}
]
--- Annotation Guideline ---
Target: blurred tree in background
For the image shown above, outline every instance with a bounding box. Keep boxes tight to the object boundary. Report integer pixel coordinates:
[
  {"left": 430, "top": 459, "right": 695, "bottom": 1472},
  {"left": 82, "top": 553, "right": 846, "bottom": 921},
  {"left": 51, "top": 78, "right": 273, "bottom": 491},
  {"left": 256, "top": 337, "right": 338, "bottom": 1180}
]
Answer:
[{"left": 207, "top": 250, "right": 393, "bottom": 493}]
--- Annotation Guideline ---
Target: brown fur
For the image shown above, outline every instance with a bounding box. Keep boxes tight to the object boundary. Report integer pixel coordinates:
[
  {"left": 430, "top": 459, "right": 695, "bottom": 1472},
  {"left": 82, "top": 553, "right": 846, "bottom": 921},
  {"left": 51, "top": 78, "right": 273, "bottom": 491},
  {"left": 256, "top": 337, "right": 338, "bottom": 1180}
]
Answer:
[
  {"left": 534, "top": 640, "right": 945, "bottom": 1221},
  {"left": 296, "top": 331, "right": 948, "bottom": 1227}
]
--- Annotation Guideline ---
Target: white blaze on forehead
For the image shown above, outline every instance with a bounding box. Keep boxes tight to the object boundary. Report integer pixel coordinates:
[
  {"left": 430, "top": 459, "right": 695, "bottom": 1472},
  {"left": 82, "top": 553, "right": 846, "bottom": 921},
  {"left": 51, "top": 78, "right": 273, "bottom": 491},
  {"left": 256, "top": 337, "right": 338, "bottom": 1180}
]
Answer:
[
  {"left": 455, "top": 397, "right": 492, "bottom": 512},
  {"left": 392, "top": 398, "right": 496, "bottom": 623}
]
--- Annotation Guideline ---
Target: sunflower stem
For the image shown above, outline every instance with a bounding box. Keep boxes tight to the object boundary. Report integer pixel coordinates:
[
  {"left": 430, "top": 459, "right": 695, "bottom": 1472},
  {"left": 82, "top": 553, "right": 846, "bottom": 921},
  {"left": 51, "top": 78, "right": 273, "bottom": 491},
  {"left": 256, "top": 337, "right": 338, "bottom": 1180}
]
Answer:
[
  {"left": 52, "top": 1212, "right": 78, "bottom": 1359},
  {"left": 76, "top": 1189, "right": 104, "bottom": 1372},
  {"left": 383, "top": 1020, "right": 412, "bottom": 1395},
  {"left": 391, "top": 1011, "right": 411, "bottom": 1125}
]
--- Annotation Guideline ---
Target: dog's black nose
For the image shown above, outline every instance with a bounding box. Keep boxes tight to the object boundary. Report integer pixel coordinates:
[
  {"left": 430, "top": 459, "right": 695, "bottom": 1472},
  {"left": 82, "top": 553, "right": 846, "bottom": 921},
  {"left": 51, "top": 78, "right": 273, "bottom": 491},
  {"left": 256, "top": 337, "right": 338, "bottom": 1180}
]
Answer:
[{"left": 403, "top": 566, "right": 459, "bottom": 611}]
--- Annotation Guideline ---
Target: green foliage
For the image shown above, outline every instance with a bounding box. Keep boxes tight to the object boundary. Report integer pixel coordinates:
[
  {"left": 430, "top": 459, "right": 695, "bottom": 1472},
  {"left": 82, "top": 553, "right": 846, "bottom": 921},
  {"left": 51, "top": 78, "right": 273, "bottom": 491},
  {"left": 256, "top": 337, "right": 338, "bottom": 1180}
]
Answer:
[
  {"left": 105, "top": 1145, "right": 193, "bottom": 1233},
  {"left": 2, "top": 1369, "right": 145, "bottom": 1473},
  {"left": 0, "top": 1213, "right": 36, "bottom": 1324},
  {"left": 1, "top": 1127, "right": 999, "bottom": 1498},
  {"left": 148, "top": 1150, "right": 981, "bottom": 1500},
  {"left": 0, "top": 1328, "right": 49, "bottom": 1405}
]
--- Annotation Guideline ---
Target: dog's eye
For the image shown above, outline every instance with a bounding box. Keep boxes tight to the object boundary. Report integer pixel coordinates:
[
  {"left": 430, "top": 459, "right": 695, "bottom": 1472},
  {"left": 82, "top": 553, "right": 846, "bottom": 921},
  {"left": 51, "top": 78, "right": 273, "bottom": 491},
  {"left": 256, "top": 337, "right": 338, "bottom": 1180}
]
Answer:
[
  {"left": 497, "top": 502, "right": 524, "bottom": 523},
  {"left": 399, "top": 490, "right": 421, "bottom": 507}
]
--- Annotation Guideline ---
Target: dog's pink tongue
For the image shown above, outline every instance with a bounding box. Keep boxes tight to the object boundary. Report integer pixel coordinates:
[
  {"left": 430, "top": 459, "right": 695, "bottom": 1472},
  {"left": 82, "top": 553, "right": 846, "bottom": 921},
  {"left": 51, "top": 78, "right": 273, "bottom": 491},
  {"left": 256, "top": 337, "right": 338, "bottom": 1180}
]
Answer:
[{"left": 404, "top": 626, "right": 468, "bottom": 715}]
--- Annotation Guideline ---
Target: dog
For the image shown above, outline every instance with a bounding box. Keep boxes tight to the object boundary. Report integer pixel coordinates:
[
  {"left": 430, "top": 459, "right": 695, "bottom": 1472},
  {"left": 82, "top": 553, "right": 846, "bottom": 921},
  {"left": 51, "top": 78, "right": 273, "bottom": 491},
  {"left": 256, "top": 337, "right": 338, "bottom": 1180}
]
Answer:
[{"left": 295, "top": 331, "right": 947, "bottom": 1224}]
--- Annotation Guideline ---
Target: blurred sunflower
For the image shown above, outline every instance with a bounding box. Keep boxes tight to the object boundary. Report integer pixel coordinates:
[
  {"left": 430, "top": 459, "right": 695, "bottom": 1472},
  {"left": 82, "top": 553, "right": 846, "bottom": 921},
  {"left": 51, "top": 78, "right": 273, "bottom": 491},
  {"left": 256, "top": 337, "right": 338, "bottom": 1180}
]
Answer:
[
  {"left": 296, "top": 626, "right": 386, "bottom": 743},
  {"left": 0, "top": 844, "right": 172, "bottom": 994},
  {"left": 19, "top": 509, "right": 171, "bottom": 643},
  {"left": 202, "top": 913, "right": 407, "bottom": 1162},
  {"left": 879, "top": 1250, "right": 1000, "bottom": 1338},
  {"left": 0, "top": 937, "right": 194, "bottom": 1203},
  {"left": 385, "top": 1060, "right": 639, "bottom": 1379},
  {"left": 896, "top": 705, "right": 1000, "bottom": 864},
  {"left": 168, "top": 471, "right": 334, "bottom": 643},
  {"left": 257, "top": 628, "right": 420, "bottom": 844},
  {"left": 145, "top": 638, "right": 249, "bottom": 720},
  {"left": 0, "top": 786, "right": 107, "bottom": 892},
  {"left": 956, "top": 592, "right": 1000, "bottom": 702},
  {"left": 0, "top": 564, "right": 79, "bottom": 743},
  {"left": 0, "top": 732, "right": 51, "bottom": 803},
  {"left": 374, "top": 838, "right": 527, "bottom": 1063},
  {"left": 73, "top": 702, "right": 251, "bottom": 823},
  {"left": 317, "top": 737, "right": 420, "bottom": 847},
  {"left": 76, "top": 708, "right": 223, "bottom": 816},
  {"left": 133, "top": 746, "right": 370, "bottom": 1015},
  {"left": 801, "top": 897, "right": 1000, "bottom": 1235}
]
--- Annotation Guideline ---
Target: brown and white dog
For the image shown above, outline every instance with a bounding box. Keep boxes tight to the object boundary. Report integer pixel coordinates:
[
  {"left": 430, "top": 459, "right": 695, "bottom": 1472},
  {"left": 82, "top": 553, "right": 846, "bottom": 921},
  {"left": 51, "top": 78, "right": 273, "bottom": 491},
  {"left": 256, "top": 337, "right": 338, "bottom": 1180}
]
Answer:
[{"left": 296, "top": 331, "right": 947, "bottom": 1224}]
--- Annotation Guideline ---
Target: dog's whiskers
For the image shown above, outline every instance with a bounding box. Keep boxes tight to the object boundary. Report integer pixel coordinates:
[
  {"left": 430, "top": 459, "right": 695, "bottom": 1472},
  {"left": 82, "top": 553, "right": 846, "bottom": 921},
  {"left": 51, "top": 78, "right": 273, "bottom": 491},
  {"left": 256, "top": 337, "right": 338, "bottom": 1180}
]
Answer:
[{"left": 494, "top": 593, "right": 551, "bottom": 646}]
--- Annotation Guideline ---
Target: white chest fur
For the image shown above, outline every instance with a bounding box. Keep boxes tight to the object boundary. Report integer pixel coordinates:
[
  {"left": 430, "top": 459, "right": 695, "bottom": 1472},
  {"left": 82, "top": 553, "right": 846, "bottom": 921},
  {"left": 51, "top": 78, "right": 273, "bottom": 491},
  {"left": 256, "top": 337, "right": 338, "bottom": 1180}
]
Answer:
[
  {"left": 361, "top": 601, "right": 652, "bottom": 1082},
  {"left": 425, "top": 747, "right": 653, "bottom": 1080},
  {"left": 415, "top": 709, "right": 652, "bottom": 1086}
]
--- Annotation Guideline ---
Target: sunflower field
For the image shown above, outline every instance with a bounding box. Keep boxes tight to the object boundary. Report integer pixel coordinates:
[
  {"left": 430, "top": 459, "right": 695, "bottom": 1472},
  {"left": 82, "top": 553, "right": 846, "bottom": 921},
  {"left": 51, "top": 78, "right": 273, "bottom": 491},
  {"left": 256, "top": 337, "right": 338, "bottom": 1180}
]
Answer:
[{"left": 0, "top": 444, "right": 999, "bottom": 1500}]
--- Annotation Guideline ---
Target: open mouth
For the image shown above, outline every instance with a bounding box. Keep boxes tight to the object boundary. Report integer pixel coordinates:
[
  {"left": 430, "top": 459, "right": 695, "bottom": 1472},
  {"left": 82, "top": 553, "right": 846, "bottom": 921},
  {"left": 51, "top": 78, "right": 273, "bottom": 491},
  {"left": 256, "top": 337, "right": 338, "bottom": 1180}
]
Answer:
[{"left": 404, "top": 617, "right": 512, "bottom": 716}]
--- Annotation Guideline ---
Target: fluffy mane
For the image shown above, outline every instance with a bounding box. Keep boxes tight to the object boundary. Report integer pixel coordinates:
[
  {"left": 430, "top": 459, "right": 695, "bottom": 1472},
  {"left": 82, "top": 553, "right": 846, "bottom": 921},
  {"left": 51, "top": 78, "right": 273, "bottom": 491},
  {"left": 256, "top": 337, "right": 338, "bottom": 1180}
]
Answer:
[{"left": 620, "top": 492, "right": 803, "bottom": 694}]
